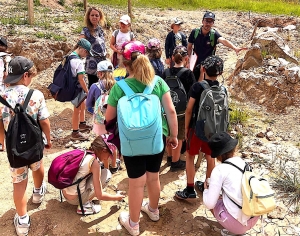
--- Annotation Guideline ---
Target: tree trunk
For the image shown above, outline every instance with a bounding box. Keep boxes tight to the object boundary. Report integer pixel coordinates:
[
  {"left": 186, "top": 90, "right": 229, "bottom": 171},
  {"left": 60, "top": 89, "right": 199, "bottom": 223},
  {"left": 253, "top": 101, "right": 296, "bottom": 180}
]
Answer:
[
  {"left": 28, "top": 0, "right": 34, "bottom": 25},
  {"left": 83, "top": 0, "right": 87, "bottom": 11},
  {"left": 128, "top": 0, "right": 133, "bottom": 19}
]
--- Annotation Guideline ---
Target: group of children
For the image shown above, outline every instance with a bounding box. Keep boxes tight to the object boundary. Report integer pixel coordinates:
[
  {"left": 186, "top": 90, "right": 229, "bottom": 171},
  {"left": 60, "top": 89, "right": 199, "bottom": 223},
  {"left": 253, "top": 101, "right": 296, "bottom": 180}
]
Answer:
[{"left": 0, "top": 11, "right": 258, "bottom": 236}]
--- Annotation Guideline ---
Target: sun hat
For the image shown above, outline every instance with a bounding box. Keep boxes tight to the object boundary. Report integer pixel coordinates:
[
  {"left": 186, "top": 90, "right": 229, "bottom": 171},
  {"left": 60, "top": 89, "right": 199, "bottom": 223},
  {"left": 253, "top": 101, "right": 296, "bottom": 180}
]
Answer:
[
  {"left": 203, "top": 11, "right": 215, "bottom": 21},
  {"left": 172, "top": 45, "right": 188, "bottom": 57},
  {"left": 122, "top": 41, "right": 145, "bottom": 60},
  {"left": 147, "top": 38, "right": 161, "bottom": 50},
  {"left": 202, "top": 55, "right": 224, "bottom": 76},
  {"left": 0, "top": 36, "right": 7, "bottom": 47},
  {"left": 208, "top": 132, "right": 238, "bottom": 158},
  {"left": 97, "top": 60, "right": 114, "bottom": 72},
  {"left": 77, "top": 38, "right": 93, "bottom": 56},
  {"left": 4, "top": 56, "right": 34, "bottom": 84},
  {"left": 119, "top": 15, "right": 131, "bottom": 25},
  {"left": 101, "top": 134, "right": 117, "bottom": 155}
]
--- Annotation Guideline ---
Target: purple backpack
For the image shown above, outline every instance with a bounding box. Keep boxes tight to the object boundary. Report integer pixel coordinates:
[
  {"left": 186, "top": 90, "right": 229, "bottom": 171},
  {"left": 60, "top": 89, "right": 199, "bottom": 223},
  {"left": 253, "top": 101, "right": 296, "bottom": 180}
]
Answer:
[{"left": 48, "top": 149, "right": 94, "bottom": 215}]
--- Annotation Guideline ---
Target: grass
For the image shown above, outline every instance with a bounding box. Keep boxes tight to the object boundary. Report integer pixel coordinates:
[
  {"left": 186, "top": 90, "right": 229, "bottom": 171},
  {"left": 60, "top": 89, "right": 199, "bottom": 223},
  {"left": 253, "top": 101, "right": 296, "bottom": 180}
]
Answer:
[{"left": 88, "top": 0, "right": 300, "bottom": 16}]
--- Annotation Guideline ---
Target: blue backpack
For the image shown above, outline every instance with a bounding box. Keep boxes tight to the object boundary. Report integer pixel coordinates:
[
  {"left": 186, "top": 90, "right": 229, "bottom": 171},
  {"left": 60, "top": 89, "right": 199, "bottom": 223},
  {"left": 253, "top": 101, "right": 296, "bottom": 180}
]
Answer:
[
  {"left": 48, "top": 54, "right": 81, "bottom": 102},
  {"left": 117, "top": 76, "right": 163, "bottom": 156},
  {"left": 150, "top": 59, "right": 164, "bottom": 77}
]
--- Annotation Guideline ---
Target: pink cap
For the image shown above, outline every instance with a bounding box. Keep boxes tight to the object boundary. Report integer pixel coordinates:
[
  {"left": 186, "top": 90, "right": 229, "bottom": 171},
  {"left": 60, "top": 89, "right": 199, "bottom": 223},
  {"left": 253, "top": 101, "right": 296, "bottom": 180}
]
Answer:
[
  {"left": 122, "top": 41, "right": 145, "bottom": 60},
  {"left": 147, "top": 38, "right": 161, "bottom": 50},
  {"left": 119, "top": 15, "right": 131, "bottom": 25}
]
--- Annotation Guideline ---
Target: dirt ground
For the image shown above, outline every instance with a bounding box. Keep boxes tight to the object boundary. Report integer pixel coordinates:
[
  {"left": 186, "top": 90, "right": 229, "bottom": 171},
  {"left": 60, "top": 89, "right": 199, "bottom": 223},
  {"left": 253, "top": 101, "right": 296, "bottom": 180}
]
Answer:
[{"left": 1, "top": 1, "right": 300, "bottom": 236}]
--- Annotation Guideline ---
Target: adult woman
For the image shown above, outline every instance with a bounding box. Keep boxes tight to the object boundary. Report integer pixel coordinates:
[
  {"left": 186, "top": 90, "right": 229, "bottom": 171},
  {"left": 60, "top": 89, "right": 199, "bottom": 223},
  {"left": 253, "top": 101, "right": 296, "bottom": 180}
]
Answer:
[
  {"left": 105, "top": 41, "right": 178, "bottom": 236},
  {"left": 80, "top": 7, "right": 107, "bottom": 89},
  {"left": 203, "top": 132, "right": 259, "bottom": 236}
]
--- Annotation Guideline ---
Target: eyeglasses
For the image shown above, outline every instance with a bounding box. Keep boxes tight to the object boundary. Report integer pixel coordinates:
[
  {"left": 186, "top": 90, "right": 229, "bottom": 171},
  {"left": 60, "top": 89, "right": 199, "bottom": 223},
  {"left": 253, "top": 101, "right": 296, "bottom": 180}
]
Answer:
[
  {"left": 204, "top": 19, "right": 214, "bottom": 24},
  {"left": 90, "top": 14, "right": 100, "bottom": 17}
]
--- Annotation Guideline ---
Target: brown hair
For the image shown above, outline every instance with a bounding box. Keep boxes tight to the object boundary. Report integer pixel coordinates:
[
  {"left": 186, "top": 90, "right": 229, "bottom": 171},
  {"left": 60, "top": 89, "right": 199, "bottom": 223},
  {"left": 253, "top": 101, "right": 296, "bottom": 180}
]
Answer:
[
  {"left": 221, "top": 146, "right": 236, "bottom": 162},
  {"left": 90, "top": 136, "right": 107, "bottom": 153},
  {"left": 84, "top": 7, "right": 106, "bottom": 34},
  {"left": 146, "top": 48, "right": 162, "bottom": 60}
]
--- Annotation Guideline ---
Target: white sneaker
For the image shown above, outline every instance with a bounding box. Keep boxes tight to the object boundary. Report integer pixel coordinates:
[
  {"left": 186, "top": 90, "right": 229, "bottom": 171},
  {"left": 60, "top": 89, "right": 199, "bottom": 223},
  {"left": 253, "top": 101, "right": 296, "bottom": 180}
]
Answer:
[
  {"left": 32, "top": 182, "right": 46, "bottom": 204},
  {"left": 141, "top": 201, "right": 159, "bottom": 221},
  {"left": 77, "top": 201, "right": 101, "bottom": 215},
  {"left": 14, "top": 214, "right": 30, "bottom": 236},
  {"left": 119, "top": 211, "right": 140, "bottom": 236}
]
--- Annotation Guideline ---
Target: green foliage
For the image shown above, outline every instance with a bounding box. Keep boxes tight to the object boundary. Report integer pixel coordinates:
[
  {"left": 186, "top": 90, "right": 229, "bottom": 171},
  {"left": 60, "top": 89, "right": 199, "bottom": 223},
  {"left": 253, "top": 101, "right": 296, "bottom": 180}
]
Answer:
[
  {"left": 35, "top": 32, "right": 52, "bottom": 39},
  {"left": 229, "top": 106, "right": 250, "bottom": 126},
  {"left": 73, "top": 1, "right": 84, "bottom": 8},
  {"left": 0, "top": 17, "right": 27, "bottom": 25},
  {"left": 34, "top": 0, "right": 41, "bottom": 6},
  {"left": 53, "top": 34, "right": 67, "bottom": 41},
  {"left": 58, "top": 0, "right": 65, "bottom": 6}
]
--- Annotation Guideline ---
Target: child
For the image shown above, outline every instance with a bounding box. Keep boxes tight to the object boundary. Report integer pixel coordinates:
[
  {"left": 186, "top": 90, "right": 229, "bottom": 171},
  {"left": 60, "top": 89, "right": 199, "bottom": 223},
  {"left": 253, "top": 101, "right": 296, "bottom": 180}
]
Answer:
[
  {"left": 146, "top": 38, "right": 164, "bottom": 77},
  {"left": 63, "top": 135, "right": 124, "bottom": 215},
  {"left": 70, "top": 38, "right": 93, "bottom": 141},
  {"left": 165, "top": 18, "right": 187, "bottom": 68},
  {"left": 161, "top": 45, "right": 196, "bottom": 171},
  {"left": 0, "top": 56, "right": 51, "bottom": 236},
  {"left": 175, "top": 55, "right": 224, "bottom": 200},
  {"left": 110, "top": 15, "right": 135, "bottom": 68},
  {"left": 0, "top": 36, "right": 11, "bottom": 93},
  {"left": 204, "top": 132, "right": 259, "bottom": 235}
]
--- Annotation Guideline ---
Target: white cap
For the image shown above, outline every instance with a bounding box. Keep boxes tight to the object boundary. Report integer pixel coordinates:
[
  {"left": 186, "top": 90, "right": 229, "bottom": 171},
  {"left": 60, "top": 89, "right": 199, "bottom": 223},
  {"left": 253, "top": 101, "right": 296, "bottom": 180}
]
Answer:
[
  {"left": 97, "top": 60, "right": 114, "bottom": 72},
  {"left": 119, "top": 15, "right": 131, "bottom": 25}
]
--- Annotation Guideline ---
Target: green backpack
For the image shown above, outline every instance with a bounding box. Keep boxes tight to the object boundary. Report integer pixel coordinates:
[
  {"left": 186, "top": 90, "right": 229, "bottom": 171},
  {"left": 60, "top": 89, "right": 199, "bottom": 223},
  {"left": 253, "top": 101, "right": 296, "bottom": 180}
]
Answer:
[{"left": 194, "top": 28, "right": 216, "bottom": 55}]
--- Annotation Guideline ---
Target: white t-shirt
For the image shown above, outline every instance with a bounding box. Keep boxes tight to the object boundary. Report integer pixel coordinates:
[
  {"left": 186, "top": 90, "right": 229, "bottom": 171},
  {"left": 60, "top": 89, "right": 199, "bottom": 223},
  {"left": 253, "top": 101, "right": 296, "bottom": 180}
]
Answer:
[
  {"left": 203, "top": 157, "right": 251, "bottom": 226},
  {"left": 112, "top": 30, "right": 134, "bottom": 51},
  {"left": 70, "top": 52, "right": 85, "bottom": 77}
]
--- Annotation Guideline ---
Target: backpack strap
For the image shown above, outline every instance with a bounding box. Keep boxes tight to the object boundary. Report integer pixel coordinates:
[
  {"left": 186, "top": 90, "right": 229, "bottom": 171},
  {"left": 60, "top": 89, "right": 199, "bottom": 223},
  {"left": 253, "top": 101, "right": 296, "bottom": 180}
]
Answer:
[
  {"left": 117, "top": 80, "right": 135, "bottom": 97},
  {"left": 165, "top": 68, "right": 171, "bottom": 77},
  {"left": 0, "top": 96, "right": 13, "bottom": 110},
  {"left": 143, "top": 76, "right": 159, "bottom": 94},
  {"left": 209, "top": 28, "right": 216, "bottom": 55},
  {"left": 176, "top": 67, "right": 188, "bottom": 78},
  {"left": 199, "top": 80, "right": 211, "bottom": 90},
  {"left": 194, "top": 27, "right": 200, "bottom": 40},
  {"left": 23, "top": 89, "right": 34, "bottom": 110}
]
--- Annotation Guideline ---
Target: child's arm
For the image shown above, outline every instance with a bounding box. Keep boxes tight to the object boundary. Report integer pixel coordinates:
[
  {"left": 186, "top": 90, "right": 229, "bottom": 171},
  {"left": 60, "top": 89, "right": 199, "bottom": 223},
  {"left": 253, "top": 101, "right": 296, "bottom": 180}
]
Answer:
[
  {"left": 185, "top": 97, "right": 196, "bottom": 140},
  {"left": 91, "top": 160, "right": 124, "bottom": 201},
  {"left": 78, "top": 73, "right": 88, "bottom": 94},
  {"left": 0, "top": 120, "right": 5, "bottom": 150},
  {"left": 39, "top": 118, "right": 52, "bottom": 149}
]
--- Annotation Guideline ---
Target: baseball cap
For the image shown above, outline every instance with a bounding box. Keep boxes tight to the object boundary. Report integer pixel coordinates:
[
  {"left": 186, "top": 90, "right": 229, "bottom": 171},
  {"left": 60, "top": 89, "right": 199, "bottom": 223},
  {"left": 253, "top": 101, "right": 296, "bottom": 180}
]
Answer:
[
  {"left": 122, "top": 41, "right": 145, "bottom": 61},
  {"left": 202, "top": 55, "right": 223, "bottom": 76},
  {"left": 77, "top": 38, "right": 93, "bottom": 56},
  {"left": 119, "top": 15, "right": 131, "bottom": 25},
  {"left": 208, "top": 132, "right": 238, "bottom": 158},
  {"left": 171, "top": 17, "right": 183, "bottom": 25},
  {"left": 0, "top": 37, "right": 7, "bottom": 47},
  {"left": 173, "top": 45, "right": 188, "bottom": 57},
  {"left": 147, "top": 38, "right": 161, "bottom": 50},
  {"left": 4, "top": 56, "right": 34, "bottom": 84},
  {"left": 203, "top": 11, "right": 215, "bottom": 21},
  {"left": 97, "top": 60, "right": 114, "bottom": 72}
]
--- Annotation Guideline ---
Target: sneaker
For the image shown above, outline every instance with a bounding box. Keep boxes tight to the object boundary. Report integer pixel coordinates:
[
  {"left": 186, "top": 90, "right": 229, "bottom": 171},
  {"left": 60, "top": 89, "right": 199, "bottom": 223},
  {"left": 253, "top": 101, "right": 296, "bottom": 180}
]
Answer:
[
  {"left": 119, "top": 212, "right": 139, "bottom": 236},
  {"left": 79, "top": 123, "right": 92, "bottom": 132},
  {"left": 141, "top": 201, "right": 159, "bottom": 221},
  {"left": 195, "top": 181, "right": 205, "bottom": 192},
  {"left": 71, "top": 131, "right": 89, "bottom": 141},
  {"left": 87, "top": 107, "right": 94, "bottom": 115},
  {"left": 14, "top": 214, "right": 30, "bottom": 236},
  {"left": 221, "top": 229, "right": 242, "bottom": 236},
  {"left": 77, "top": 201, "right": 101, "bottom": 215},
  {"left": 109, "top": 159, "right": 121, "bottom": 174},
  {"left": 175, "top": 188, "right": 197, "bottom": 200},
  {"left": 32, "top": 182, "right": 46, "bottom": 204},
  {"left": 167, "top": 156, "right": 172, "bottom": 166},
  {"left": 170, "top": 159, "right": 186, "bottom": 172}
]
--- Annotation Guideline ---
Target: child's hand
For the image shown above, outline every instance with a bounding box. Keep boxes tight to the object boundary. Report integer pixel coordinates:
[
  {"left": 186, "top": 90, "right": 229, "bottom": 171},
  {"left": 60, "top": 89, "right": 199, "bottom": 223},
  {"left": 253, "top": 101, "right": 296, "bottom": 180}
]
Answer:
[
  {"left": 116, "top": 192, "right": 125, "bottom": 201},
  {"left": 167, "top": 136, "right": 178, "bottom": 149}
]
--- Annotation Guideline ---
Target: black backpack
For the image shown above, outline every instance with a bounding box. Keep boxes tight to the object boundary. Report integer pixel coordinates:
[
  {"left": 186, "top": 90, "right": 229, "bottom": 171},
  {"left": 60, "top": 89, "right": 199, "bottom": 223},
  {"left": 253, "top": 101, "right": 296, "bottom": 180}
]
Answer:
[
  {"left": 165, "top": 68, "right": 188, "bottom": 116},
  {"left": 0, "top": 89, "right": 44, "bottom": 168},
  {"left": 150, "top": 59, "right": 164, "bottom": 77},
  {"left": 48, "top": 54, "right": 81, "bottom": 102}
]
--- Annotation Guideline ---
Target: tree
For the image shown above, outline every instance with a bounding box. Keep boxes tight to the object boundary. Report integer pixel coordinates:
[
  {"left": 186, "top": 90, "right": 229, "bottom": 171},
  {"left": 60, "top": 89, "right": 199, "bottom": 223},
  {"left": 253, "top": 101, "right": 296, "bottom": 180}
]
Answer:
[
  {"left": 128, "top": 0, "right": 133, "bottom": 19},
  {"left": 28, "top": 0, "right": 34, "bottom": 25}
]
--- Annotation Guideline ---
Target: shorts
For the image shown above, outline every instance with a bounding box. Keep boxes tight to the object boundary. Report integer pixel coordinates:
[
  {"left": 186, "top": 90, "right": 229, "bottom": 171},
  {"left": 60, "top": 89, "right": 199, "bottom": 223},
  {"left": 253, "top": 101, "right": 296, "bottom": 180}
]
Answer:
[
  {"left": 214, "top": 199, "right": 259, "bottom": 235},
  {"left": 10, "top": 161, "right": 42, "bottom": 184},
  {"left": 65, "top": 168, "right": 111, "bottom": 205},
  {"left": 123, "top": 136, "right": 166, "bottom": 179},
  {"left": 186, "top": 128, "right": 211, "bottom": 156},
  {"left": 177, "top": 116, "right": 185, "bottom": 140}
]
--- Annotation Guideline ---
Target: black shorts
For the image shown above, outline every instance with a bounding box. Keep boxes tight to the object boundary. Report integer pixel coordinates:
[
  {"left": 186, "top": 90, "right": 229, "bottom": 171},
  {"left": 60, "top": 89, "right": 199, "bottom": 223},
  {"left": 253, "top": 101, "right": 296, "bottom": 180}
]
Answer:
[{"left": 123, "top": 136, "right": 166, "bottom": 179}]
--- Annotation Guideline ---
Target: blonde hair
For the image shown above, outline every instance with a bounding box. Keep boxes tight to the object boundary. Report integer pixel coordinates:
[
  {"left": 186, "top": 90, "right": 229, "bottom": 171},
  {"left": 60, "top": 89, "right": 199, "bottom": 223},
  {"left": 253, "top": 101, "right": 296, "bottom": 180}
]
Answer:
[
  {"left": 98, "top": 71, "right": 116, "bottom": 91},
  {"left": 90, "top": 136, "right": 107, "bottom": 153},
  {"left": 28, "top": 65, "right": 37, "bottom": 78},
  {"left": 84, "top": 7, "right": 106, "bottom": 34},
  {"left": 131, "top": 54, "right": 155, "bottom": 85}
]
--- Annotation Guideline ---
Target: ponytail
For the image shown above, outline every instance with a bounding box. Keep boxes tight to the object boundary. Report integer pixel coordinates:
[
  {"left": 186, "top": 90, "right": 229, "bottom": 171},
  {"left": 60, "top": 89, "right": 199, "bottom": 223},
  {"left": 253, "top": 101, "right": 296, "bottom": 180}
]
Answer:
[{"left": 132, "top": 54, "right": 155, "bottom": 85}]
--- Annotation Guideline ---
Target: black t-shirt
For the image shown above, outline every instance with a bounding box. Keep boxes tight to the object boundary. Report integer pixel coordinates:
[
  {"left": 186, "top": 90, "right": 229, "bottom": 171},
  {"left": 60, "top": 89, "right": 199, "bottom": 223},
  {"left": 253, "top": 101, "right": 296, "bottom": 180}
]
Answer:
[
  {"left": 188, "top": 79, "right": 220, "bottom": 127},
  {"left": 161, "top": 67, "right": 196, "bottom": 94},
  {"left": 188, "top": 28, "right": 221, "bottom": 65}
]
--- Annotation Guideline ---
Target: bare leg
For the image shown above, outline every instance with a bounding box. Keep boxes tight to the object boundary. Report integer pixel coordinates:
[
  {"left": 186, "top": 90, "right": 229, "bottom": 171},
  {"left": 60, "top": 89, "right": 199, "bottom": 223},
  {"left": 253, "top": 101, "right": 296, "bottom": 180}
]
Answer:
[
  {"left": 72, "top": 106, "right": 80, "bottom": 130},
  {"left": 146, "top": 171, "right": 160, "bottom": 210},
  {"left": 79, "top": 101, "right": 86, "bottom": 123},
  {"left": 128, "top": 174, "right": 146, "bottom": 222},
  {"left": 31, "top": 161, "right": 44, "bottom": 189},
  {"left": 205, "top": 154, "right": 215, "bottom": 179},
  {"left": 186, "top": 152, "right": 195, "bottom": 184},
  {"left": 14, "top": 179, "right": 28, "bottom": 216},
  {"left": 170, "top": 139, "right": 183, "bottom": 162}
]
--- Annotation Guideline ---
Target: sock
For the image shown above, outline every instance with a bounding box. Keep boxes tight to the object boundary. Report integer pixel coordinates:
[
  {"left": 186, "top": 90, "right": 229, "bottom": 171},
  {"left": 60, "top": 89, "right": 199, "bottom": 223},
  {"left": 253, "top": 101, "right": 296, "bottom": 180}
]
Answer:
[
  {"left": 80, "top": 121, "right": 86, "bottom": 125},
  {"left": 33, "top": 187, "right": 40, "bottom": 193},
  {"left": 187, "top": 183, "right": 195, "bottom": 193},
  {"left": 129, "top": 218, "right": 139, "bottom": 228},
  {"left": 18, "top": 214, "right": 29, "bottom": 224},
  {"left": 73, "top": 129, "right": 79, "bottom": 133},
  {"left": 148, "top": 204, "right": 157, "bottom": 213}
]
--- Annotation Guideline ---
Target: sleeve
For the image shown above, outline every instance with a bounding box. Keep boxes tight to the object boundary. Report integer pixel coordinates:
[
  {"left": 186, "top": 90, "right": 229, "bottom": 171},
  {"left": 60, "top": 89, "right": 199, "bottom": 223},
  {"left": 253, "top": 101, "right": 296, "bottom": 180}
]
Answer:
[
  {"left": 215, "top": 30, "right": 222, "bottom": 44},
  {"left": 112, "top": 30, "right": 118, "bottom": 38},
  {"left": 86, "top": 84, "right": 99, "bottom": 108},
  {"left": 188, "top": 29, "right": 196, "bottom": 44},
  {"left": 155, "top": 77, "right": 170, "bottom": 100},
  {"left": 107, "top": 84, "right": 123, "bottom": 107},
  {"left": 37, "top": 91, "right": 50, "bottom": 120},
  {"left": 188, "top": 82, "right": 202, "bottom": 99},
  {"left": 165, "top": 32, "right": 172, "bottom": 59},
  {"left": 203, "top": 167, "right": 223, "bottom": 209},
  {"left": 181, "top": 32, "right": 188, "bottom": 47}
]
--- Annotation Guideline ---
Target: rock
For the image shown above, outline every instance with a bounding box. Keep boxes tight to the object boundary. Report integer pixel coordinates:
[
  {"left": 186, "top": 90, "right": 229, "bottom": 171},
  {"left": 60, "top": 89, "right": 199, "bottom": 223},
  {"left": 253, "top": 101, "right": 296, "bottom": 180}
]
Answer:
[
  {"left": 268, "top": 205, "right": 287, "bottom": 220},
  {"left": 182, "top": 207, "right": 188, "bottom": 213},
  {"left": 256, "top": 132, "right": 265, "bottom": 138}
]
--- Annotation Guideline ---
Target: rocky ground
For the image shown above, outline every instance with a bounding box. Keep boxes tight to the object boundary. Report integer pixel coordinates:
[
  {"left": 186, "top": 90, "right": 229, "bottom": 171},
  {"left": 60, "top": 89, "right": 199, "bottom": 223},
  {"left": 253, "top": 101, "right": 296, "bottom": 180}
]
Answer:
[{"left": 0, "top": 0, "right": 300, "bottom": 235}]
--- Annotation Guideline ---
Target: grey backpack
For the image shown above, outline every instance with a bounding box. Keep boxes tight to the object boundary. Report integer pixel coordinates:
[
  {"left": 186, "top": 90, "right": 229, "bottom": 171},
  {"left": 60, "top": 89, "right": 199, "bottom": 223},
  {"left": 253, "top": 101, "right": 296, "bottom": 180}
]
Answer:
[{"left": 195, "top": 80, "right": 229, "bottom": 141}]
